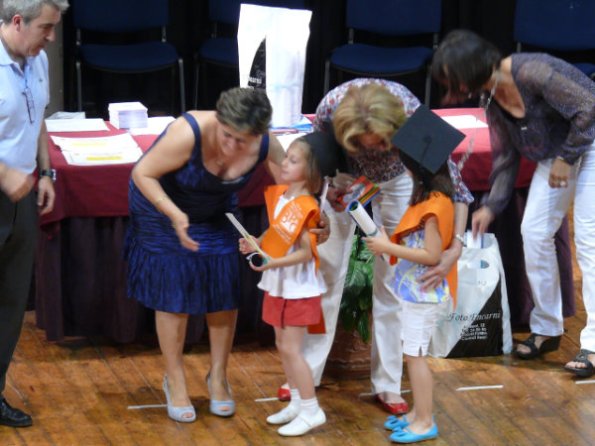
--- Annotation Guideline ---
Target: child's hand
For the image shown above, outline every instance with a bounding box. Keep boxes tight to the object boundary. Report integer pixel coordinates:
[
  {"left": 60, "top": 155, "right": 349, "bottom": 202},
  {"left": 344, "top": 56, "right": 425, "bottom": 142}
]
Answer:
[
  {"left": 363, "top": 227, "right": 391, "bottom": 256},
  {"left": 249, "top": 255, "right": 275, "bottom": 272},
  {"left": 239, "top": 236, "right": 259, "bottom": 254}
]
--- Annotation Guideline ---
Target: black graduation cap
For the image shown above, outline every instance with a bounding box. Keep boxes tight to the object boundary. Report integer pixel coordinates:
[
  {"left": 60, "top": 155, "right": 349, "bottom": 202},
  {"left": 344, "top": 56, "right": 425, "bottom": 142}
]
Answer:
[
  {"left": 302, "top": 130, "right": 348, "bottom": 178},
  {"left": 391, "top": 104, "right": 465, "bottom": 174}
]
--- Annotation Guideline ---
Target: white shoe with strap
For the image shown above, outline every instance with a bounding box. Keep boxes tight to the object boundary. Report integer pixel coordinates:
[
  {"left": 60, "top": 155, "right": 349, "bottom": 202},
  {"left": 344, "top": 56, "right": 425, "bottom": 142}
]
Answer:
[{"left": 277, "top": 408, "right": 326, "bottom": 436}]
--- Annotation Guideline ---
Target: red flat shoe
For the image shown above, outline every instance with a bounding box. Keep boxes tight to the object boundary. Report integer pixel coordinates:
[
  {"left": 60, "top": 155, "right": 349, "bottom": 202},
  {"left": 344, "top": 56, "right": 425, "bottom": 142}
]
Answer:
[
  {"left": 277, "top": 386, "right": 291, "bottom": 402},
  {"left": 375, "top": 395, "right": 409, "bottom": 415}
]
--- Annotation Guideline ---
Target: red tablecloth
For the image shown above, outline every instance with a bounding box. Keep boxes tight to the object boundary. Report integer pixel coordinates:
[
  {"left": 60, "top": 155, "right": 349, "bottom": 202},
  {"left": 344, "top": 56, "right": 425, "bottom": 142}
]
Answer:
[
  {"left": 43, "top": 123, "right": 273, "bottom": 227},
  {"left": 435, "top": 108, "right": 536, "bottom": 191},
  {"left": 43, "top": 109, "right": 537, "bottom": 227}
]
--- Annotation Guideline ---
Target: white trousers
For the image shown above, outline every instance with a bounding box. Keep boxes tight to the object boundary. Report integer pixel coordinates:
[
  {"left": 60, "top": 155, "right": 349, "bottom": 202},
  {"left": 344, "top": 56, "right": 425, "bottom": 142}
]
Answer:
[
  {"left": 521, "top": 142, "right": 595, "bottom": 351},
  {"left": 302, "top": 174, "right": 413, "bottom": 394}
]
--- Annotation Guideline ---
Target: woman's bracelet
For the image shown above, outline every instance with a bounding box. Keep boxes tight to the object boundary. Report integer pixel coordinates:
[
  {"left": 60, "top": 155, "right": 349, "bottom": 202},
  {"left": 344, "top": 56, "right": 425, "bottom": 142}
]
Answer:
[{"left": 454, "top": 233, "right": 466, "bottom": 247}]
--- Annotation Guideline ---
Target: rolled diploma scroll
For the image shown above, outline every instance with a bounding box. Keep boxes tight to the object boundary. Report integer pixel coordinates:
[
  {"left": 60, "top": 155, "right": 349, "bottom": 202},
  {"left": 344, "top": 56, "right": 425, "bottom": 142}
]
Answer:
[
  {"left": 347, "top": 201, "right": 389, "bottom": 262},
  {"left": 348, "top": 200, "right": 378, "bottom": 236}
]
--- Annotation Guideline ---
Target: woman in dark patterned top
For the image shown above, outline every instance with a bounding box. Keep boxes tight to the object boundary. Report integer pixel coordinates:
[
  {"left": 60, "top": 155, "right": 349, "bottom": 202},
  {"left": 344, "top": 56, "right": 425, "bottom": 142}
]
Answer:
[{"left": 433, "top": 29, "right": 595, "bottom": 377}]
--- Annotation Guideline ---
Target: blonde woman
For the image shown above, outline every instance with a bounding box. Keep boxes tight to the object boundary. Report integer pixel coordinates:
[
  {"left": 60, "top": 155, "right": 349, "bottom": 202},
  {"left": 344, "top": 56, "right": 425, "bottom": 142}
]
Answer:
[{"left": 277, "top": 79, "right": 473, "bottom": 415}]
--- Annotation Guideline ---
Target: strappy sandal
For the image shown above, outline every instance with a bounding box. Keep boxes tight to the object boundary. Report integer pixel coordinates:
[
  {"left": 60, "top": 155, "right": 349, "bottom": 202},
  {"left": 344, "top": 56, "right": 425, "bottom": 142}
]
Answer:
[
  {"left": 564, "top": 349, "right": 595, "bottom": 378},
  {"left": 515, "top": 333, "right": 561, "bottom": 360}
]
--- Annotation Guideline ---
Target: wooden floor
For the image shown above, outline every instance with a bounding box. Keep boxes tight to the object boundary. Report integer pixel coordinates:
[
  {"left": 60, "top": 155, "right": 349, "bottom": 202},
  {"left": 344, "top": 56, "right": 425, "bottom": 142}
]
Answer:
[
  {"left": 1, "top": 299, "right": 593, "bottom": 446},
  {"left": 2, "top": 217, "right": 594, "bottom": 445}
]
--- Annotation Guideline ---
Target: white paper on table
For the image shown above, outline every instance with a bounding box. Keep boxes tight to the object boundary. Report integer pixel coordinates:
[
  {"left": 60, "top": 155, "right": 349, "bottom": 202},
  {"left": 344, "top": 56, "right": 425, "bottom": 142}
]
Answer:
[
  {"left": 61, "top": 149, "right": 142, "bottom": 165},
  {"left": 51, "top": 133, "right": 143, "bottom": 165},
  {"left": 440, "top": 115, "right": 487, "bottom": 129},
  {"left": 51, "top": 133, "right": 139, "bottom": 152},
  {"left": 128, "top": 116, "right": 175, "bottom": 135},
  {"left": 45, "top": 118, "right": 109, "bottom": 133}
]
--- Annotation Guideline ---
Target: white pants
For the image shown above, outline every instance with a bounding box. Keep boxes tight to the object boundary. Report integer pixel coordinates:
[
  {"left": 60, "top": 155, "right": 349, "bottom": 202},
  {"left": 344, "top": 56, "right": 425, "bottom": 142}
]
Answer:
[
  {"left": 303, "top": 173, "right": 412, "bottom": 394},
  {"left": 521, "top": 142, "right": 595, "bottom": 351}
]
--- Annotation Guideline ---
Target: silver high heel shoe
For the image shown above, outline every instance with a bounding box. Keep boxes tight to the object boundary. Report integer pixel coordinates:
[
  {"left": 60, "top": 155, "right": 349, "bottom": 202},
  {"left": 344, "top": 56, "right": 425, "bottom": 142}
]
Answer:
[
  {"left": 206, "top": 373, "right": 235, "bottom": 417},
  {"left": 162, "top": 375, "right": 196, "bottom": 423}
]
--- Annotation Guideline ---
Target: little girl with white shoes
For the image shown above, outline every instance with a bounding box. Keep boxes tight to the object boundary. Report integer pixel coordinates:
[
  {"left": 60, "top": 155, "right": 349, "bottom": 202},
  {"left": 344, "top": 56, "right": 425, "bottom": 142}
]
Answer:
[{"left": 239, "top": 133, "right": 331, "bottom": 436}]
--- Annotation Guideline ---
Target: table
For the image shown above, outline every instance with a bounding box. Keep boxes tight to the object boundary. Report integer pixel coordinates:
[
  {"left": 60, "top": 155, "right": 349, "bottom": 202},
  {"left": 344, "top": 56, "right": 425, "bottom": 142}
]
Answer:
[
  {"left": 34, "top": 110, "right": 574, "bottom": 342},
  {"left": 35, "top": 123, "right": 273, "bottom": 343}
]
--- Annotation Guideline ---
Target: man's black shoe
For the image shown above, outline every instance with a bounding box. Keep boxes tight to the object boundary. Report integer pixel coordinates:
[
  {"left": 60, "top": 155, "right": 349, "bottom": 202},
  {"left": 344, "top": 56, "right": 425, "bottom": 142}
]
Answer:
[{"left": 0, "top": 398, "right": 33, "bottom": 428}]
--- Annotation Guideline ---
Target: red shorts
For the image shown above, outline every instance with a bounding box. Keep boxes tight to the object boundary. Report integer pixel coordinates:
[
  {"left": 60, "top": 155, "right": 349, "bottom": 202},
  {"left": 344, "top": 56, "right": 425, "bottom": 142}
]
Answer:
[{"left": 262, "top": 292, "right": 322, "bottom": 328}]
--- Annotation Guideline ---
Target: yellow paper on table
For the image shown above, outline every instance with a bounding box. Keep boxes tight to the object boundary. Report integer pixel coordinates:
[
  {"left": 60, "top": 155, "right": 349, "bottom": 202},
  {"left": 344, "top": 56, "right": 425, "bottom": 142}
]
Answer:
[{"left": 51, "top": 133, "right": 143, "bottom": 165}]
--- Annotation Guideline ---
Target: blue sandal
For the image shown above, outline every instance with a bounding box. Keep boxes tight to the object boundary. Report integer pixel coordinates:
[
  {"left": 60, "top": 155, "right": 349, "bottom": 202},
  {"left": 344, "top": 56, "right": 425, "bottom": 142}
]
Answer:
[
  {"left": 206, "top": 373, "right": 236, "bottom": 417},
  {"left": 384, "top": 414, "right": 410, "bottom": 431},
  {"left": 389, "top": 424, "right": 438, "bottom": 443},
  {"left": 162, "top": 376, "right": 196, "bottom": 423}
]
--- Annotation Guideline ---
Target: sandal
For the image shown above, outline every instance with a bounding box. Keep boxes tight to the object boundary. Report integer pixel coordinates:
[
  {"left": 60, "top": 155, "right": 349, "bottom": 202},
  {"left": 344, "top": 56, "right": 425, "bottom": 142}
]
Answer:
[
  {"left": 515, "top": 334, "right": 561, "bottom": 360},
  {"left": 564, "top": 349, "right": 595, "bottom": 378},
  {"left": 206, "top": 373, "right": 235, "bottom": 417}
]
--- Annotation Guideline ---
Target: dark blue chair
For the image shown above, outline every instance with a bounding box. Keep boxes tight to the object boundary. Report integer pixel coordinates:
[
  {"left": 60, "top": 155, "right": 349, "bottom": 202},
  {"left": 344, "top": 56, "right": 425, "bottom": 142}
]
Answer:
[
  {"left": 193, "top": 0, "right": 306, "bottom": 108},
  {"left": 73, "top": 0, "right": 185, "bottom": 113},
  {"left": 324, "top": 0, "right": 441, "bottom": 105},
  {"left": 514, "top": 0, "right": 595, "bottom": 79}
]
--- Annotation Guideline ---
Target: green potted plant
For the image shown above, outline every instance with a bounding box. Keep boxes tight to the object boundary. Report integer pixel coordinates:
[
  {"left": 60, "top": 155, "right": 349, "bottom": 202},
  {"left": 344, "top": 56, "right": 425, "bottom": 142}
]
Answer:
[
  {"left": 339, "top": 234, "right": 374, "bottom": 343},
  {"left": 325, "top": 233, "right": 374, "bottom": 379}
]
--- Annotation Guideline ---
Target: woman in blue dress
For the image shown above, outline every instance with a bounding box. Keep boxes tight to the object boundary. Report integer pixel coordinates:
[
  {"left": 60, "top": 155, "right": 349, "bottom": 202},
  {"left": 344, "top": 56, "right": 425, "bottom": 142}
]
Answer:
[{"left": 126, "top": 88, "right": 285, "bottom": 422}]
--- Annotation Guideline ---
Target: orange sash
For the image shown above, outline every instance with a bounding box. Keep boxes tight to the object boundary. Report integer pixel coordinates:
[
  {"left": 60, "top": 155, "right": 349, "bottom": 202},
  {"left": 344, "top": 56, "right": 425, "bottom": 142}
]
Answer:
[
  {"left": 389, "top": 192, "right": 458, "bottom": 303},
  {"left": 261, "top": 185, "right": 321, "bottom": 269},
  {"left": 261, "top": 185, "right": 325, "bottom": 334}
]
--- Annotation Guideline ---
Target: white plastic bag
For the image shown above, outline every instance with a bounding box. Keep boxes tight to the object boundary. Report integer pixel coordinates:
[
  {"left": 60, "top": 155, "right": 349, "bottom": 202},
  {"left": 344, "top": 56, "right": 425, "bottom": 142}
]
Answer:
[
  {"left": 429, "top": 232, "right": 513, "bottom": 358},
  {"left": 238, "top": 3, "right": 312, "bottom": 127}
]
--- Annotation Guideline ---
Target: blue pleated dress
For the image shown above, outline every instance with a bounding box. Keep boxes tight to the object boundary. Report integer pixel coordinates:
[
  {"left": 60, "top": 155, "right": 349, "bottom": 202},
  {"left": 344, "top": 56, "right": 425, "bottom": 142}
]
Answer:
[{"left": 125, "top": 113, "right": 269, "bottom": 314}]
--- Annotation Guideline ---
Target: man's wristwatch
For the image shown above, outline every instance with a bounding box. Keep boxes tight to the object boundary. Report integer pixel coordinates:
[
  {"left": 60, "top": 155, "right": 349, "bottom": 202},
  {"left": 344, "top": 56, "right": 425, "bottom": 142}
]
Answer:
[{"left": 39, "top": 168, "right": 57, "bottom": 182}]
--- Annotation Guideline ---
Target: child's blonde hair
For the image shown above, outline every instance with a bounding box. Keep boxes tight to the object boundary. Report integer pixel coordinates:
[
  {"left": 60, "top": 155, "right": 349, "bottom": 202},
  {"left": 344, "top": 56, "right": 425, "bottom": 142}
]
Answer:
[{"left": 289, "top": 137, "right": 322, "bottom": 195}]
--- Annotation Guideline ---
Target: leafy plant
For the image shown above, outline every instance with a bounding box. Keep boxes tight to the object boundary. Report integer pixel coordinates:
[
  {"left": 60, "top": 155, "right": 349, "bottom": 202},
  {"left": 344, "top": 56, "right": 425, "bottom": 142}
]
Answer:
[{"left": 339, "top": 234, "right": 374, "bottom": 343}]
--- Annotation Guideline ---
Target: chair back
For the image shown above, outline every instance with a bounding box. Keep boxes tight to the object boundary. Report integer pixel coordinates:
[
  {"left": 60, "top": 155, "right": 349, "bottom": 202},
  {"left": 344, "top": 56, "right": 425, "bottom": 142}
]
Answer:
[
  {"left": 514, "top": 0, "right": 595, "bottom": 51},
  {"left": 73, "top": 0, "right": 169, "bottom": 33},
  {"left": 346, "top": 0, "right": 441, "bottom": 36},
  {"left": 208, "top": 0, "right": 306, "bottom": 26}
]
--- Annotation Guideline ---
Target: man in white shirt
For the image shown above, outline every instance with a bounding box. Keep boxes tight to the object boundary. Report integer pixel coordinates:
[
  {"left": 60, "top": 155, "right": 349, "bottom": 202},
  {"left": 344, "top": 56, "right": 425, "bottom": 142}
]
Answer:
[{"left": 0, "top": 0, "right": 68, "bottom": 428}]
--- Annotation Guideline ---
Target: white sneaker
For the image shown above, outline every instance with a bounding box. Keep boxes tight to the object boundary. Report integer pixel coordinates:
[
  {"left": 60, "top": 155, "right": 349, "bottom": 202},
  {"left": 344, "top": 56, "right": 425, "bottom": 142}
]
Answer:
[
  {"left": 266, "top": 405, "right": 300, "bottom": 425},
  {"left": 277, "top": 408, "right": 326, "bottom": 436}
]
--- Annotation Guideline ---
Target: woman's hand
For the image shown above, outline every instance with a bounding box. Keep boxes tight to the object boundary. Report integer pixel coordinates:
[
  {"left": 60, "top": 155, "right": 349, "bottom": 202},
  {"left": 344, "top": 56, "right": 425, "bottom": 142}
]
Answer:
[
  {"left": 471, "top": 206, "right": 494, "bottom": 239},
  {"left": 549, "top": 157, "right": 571, "bottom": 188},
  {"left": 328, "top": 172, "right": 355, "bottom": 211},
  {"left": 419, "top": 243, "right": 461, "bottom": 291},
  {"left": 171, "top": 212, "right": 199, "bottom": 252},
  {"left": 310, "top": 212, "right": 330, "bottom": 244}
]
